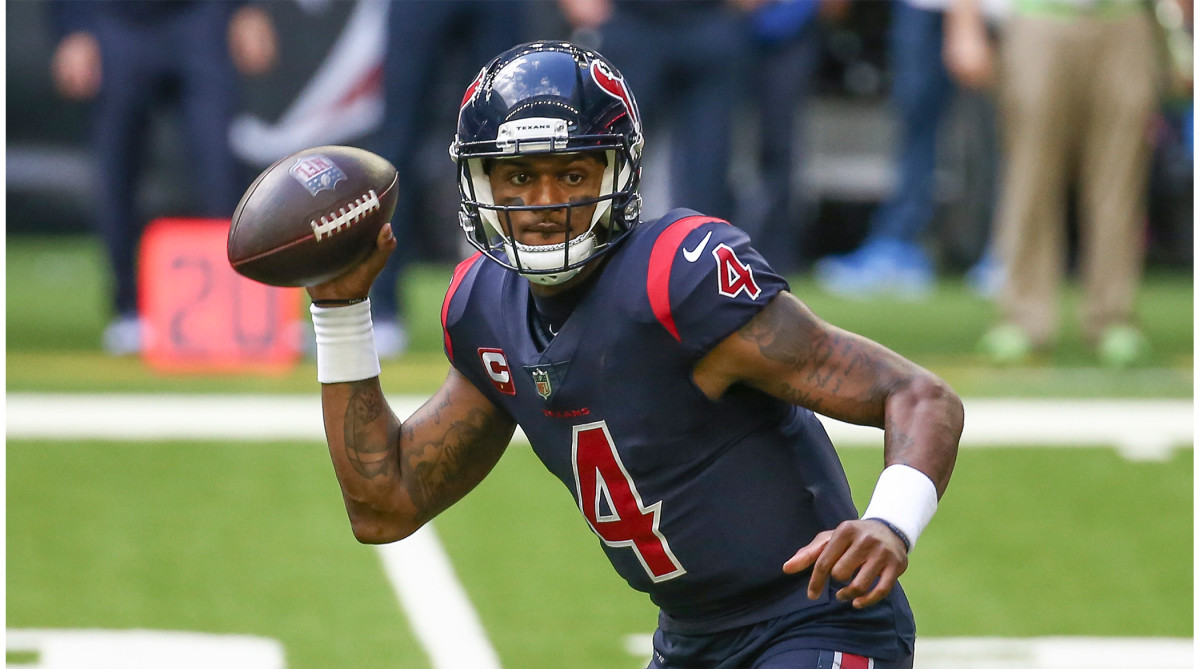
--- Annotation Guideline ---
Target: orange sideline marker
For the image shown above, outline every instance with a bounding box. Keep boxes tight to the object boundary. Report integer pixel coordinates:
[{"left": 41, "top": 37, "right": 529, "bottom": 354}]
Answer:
[{"left": 139, "top": 218, "right": 303, "bottom": 374}]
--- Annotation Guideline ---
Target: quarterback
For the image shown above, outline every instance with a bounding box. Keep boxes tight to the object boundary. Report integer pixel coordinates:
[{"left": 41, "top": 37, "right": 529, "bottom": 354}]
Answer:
[{"left": 306, "top": 42, "right": 962, "bottom": 669}]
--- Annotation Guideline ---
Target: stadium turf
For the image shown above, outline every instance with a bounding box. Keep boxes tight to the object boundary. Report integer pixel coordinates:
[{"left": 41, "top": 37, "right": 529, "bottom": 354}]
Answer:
[
  {"left": 7, "top": 440, "right": 1192, "bottom": 668},
  {"left": 6, "top": 441, "right": 423, "bottom": 669}
]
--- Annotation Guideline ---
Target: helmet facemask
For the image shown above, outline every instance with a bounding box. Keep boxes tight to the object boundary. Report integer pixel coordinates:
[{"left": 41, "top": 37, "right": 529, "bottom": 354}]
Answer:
[{"left": 455, "top": 128, "right": 643, "bottom": 285}]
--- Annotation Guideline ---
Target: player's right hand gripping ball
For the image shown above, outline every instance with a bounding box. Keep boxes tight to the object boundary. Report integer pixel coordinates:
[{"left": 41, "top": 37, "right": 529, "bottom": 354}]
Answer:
[{"left": 227, "top": 145, "right": 399, "bottom": 287}]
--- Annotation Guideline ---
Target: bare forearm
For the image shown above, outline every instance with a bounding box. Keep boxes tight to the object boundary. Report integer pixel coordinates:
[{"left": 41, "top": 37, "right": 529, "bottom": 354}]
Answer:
[
  {"left": 735, "top": 294, "right": 915, "bottom": 427},
  {"left": 783, "top": 326, "right": 963, "bottom": 495},
  {"left": 726, "top": 292, "right": 962, "bottom": 494},
  {"left": 793, "top": 329, "right": 963, "bottom": 496},
  {"left": 881, "top": 374, "right": 963, "bottom": 497},
  {"left": 767, "top": 314, "right": 963, "bottom": 495},
  {"left": 396, "top": 389, "right": 514, "bottom": 523},
  {"left": 320, "top": 373, "right": 517, "bottom": 543},
  {"left": 321, "top": 379, "right": 412, "bottom": 541}
]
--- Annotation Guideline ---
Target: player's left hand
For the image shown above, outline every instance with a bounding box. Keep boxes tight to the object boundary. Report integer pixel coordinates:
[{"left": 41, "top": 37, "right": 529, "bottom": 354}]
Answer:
[{"left": 782, "top": 519, "right": 909, "bottom": 609}]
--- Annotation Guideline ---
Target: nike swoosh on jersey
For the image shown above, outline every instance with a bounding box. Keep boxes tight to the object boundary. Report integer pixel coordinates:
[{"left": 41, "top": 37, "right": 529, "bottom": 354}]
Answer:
[{"left": 681, "top": 231, "right": 713, "bottom": 263}]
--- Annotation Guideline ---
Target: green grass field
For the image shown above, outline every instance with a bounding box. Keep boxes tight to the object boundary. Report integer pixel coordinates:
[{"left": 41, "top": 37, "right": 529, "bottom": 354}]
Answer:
[
  {"left": 7, "top": 441, "right": 1193, "bottom": 668},
  {"left": 6, "top": 236, "right": 1195, "bottom": 667}
]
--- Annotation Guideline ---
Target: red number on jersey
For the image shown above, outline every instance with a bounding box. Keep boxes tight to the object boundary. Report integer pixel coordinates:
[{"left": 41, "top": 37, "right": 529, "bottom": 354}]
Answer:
[
  {"left": 712, "top": 243, "right": 761, "bottom": 299},
  {"left": 572, "top": 421, "right": 686, "bottom": 582}
]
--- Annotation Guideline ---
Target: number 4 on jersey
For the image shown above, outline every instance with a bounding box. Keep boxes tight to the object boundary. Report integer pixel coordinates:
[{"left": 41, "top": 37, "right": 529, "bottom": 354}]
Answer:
[
  {"left": 713, "top": 243, "right": 761, "bottom": 300},
  {"left": 572, "top": 422, "right": 686, "bottom": 582}
]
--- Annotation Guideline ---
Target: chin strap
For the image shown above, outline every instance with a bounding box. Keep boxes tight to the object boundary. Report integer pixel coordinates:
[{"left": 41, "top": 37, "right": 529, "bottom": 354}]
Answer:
[
  {"left": 504, "top": 229, "right": 598, "bottom": 286},
  {"left": 523, "top": 268, "right": 582, "bottom": 286}
]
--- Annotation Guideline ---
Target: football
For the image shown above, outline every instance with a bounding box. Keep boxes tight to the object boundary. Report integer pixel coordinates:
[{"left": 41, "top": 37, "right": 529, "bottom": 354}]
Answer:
[{"left": 227, "top": 145, "right": 399, "bottom": 287}]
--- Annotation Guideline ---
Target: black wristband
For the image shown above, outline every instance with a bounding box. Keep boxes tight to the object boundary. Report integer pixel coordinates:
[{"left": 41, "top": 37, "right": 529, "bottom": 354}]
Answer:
[
  {"left": 866, "top": 517, "right": 912, "bottom": 553},
  {"left": 311, "top": 297, "right": 368, "bottom": 307}
]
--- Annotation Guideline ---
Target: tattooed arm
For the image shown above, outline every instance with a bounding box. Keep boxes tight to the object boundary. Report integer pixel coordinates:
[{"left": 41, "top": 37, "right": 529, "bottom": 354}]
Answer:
[
  {"left": 320, "top": 367, "right": 516, "bottom": 544},
  {"left": 308, "top": 225, "right": 516, "bottom": 544},
  {"left": 693, "top": 291, "right": 963, "bottom": 608},
  {"left": 693, "top": 291, "right": 961, "bottom": 494}
]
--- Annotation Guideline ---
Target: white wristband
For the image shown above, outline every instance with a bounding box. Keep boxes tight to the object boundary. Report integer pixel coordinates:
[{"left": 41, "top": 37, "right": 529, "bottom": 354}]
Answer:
[
  {"left": 311, "top": 299, "right": 381, "bottom": 384},
  {"left": 861, "top": 464, "right": 938, "bottom": 551}
]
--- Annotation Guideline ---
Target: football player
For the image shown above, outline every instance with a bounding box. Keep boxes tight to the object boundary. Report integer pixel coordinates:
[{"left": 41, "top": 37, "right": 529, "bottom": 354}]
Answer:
[{"left": 307, "top": 41, "right": 962, "bottom": 669}]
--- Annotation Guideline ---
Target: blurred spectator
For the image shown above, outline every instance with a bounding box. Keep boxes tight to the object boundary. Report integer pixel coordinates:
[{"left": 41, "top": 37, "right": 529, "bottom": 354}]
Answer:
[
  {"left": 978, "top": 0, "right": 1165, "bottom": 366},
  {"left": 1146, "top": 0, "right": 1194, "bottom": 267},
  {"left": 369, "top": 0, "right": 526, "bottom": 358},
  {"left": 740, "top": 0, "right": 839, "bottom": 275},
  {"left": 558, "top": 0, "right": 752, "bottom": 221},
  {"left": 50, "top": 1, "right": 277, "bottom": 355},
  {"left": 813, "top": 0, "right": 997, "bottom": 298}
]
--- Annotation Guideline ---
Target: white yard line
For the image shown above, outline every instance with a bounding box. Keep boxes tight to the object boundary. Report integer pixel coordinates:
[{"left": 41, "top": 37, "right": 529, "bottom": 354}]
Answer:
[
  {"left": 6, "top": 394, "right": 1193, "bottom": 460},
  {"left": 5, "top": 629, "right": 285, "bottom": 669},
  {"left": 914, "top": 636, "right": 1195, "bottom": 668},
  {"left": 374, "top": 525, "right": 502, "bottom": 669}
]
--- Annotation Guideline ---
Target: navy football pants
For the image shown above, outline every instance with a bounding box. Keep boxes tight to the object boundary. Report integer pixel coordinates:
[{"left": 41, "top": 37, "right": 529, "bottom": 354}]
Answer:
[
  {"left": 89, "top": 3, "right": 241, "bottom": 316},
  {"left": 646, "top": 612, "right": 914, "bottom": 669},
  {"left": 648, "top": 642, "right": 913, "bottom": 669}
]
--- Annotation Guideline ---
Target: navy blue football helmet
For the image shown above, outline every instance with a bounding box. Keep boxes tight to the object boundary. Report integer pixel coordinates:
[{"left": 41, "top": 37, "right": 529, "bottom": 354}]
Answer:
[{"left": 449, "top": 41, "right": 644, "bottom": 285}]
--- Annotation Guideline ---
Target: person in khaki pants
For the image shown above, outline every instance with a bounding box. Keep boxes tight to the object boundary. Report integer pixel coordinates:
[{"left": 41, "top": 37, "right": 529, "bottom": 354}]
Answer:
[{"left": 979, "top": 0, "right": 1164, "bottom": 366}]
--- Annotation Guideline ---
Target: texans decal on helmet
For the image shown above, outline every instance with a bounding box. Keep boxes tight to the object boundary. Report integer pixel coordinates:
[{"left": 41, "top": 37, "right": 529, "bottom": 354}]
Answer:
[
  {"left": 589, "top": 60, "right": 641, "bottom": 136},
  {"left": 459, "top": 67, "right": 486, "bottom": 114}
]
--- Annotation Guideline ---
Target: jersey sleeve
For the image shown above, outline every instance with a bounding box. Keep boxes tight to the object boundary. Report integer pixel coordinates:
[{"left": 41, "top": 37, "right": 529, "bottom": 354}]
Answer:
[
  {"left": 647, "top": 218, "right": 789, "bottom": 358},
  {"left": 439, "top": 253, "right": 512, "bottom": 404},
  {"left": 440, "top": 252, "right": 485, "bottom": 368}
]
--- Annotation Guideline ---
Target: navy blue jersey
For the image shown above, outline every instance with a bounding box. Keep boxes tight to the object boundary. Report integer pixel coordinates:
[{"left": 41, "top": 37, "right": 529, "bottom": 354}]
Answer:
[{"left": 441, "top": 210, "right": 915, "bottom": 659}]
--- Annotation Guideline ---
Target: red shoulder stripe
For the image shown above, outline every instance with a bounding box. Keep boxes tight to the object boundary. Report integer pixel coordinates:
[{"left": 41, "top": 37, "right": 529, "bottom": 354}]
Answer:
[
  {"left": 441, "top": 252, "right": 484, "bottom": 362},
  {"left": 646, "top": 216, "right": 726, "bottom": 341}
]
